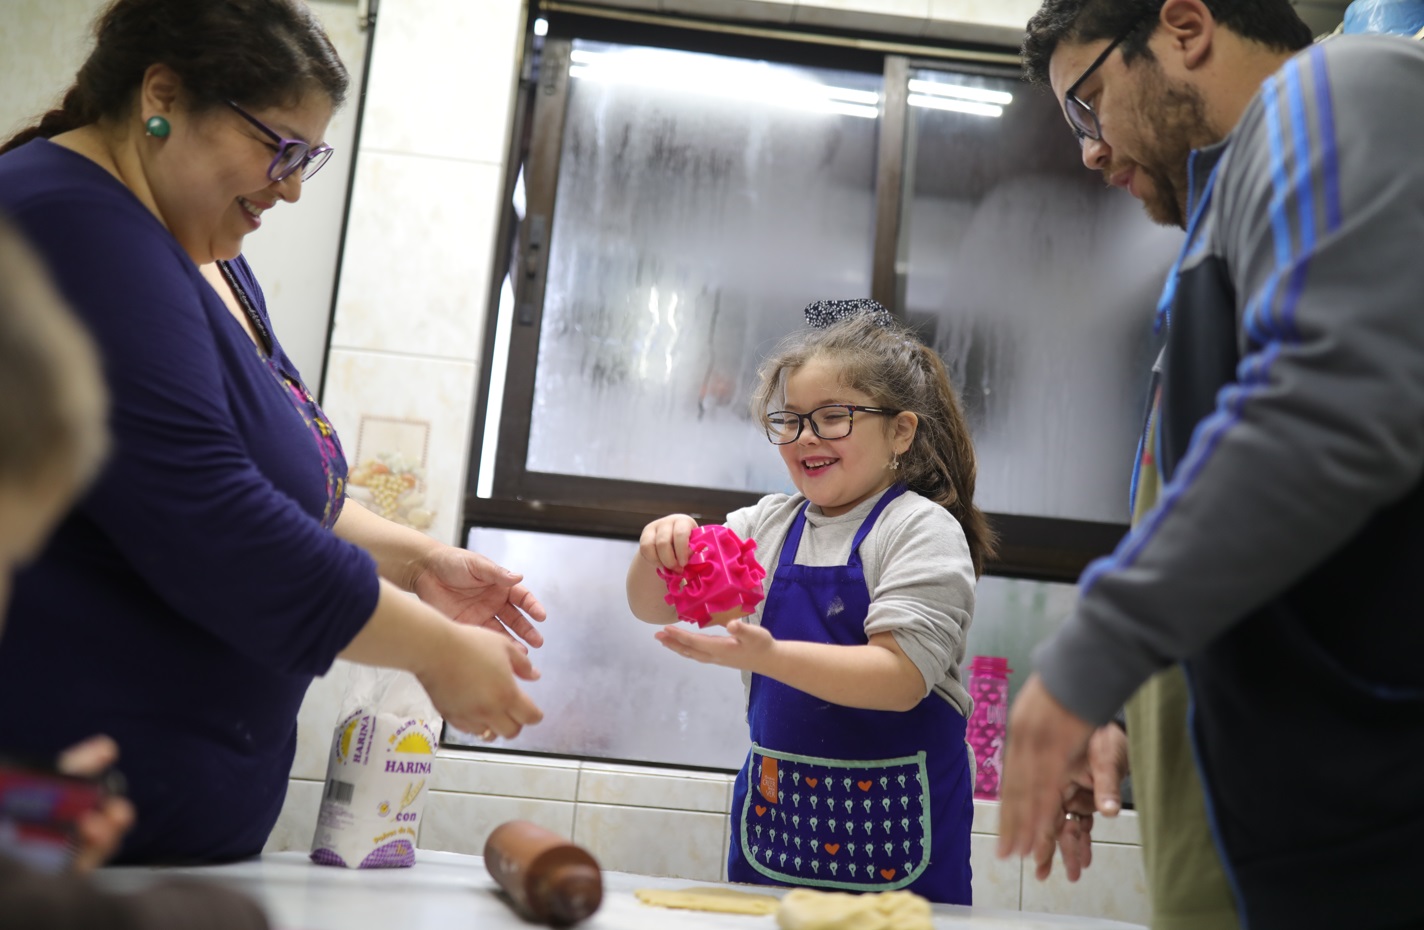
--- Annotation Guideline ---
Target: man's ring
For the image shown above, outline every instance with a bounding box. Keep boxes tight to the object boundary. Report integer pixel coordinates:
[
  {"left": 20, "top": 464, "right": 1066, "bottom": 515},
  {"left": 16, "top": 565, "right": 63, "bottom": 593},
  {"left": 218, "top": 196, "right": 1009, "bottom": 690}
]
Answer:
[{"left": 1065, "top": 811, "right": 1085, "bottom": 822}]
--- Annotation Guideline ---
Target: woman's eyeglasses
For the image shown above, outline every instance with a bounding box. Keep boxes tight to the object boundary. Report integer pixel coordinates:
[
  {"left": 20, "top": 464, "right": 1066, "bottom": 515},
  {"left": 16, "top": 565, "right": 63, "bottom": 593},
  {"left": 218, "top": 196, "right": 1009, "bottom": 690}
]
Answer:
[{"left": 227, "top": 101, "right": 334, "bottom": 182}]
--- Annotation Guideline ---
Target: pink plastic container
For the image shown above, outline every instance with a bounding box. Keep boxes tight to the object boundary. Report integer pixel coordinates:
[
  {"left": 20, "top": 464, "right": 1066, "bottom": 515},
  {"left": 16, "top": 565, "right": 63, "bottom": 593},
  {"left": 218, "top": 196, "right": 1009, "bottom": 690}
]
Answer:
[
  {"left": 965, "top": 655, "right": 1011, "bottom": 800},
  {"left": 656, "top": 525, "right": 766, "bottom": 627}
]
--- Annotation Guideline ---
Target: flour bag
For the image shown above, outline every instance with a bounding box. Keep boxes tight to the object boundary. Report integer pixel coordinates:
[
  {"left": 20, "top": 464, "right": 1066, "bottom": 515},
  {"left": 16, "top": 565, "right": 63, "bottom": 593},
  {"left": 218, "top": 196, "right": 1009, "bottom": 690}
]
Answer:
[{"left": 310, "top": 664, "right": 441, "bottom": 868}]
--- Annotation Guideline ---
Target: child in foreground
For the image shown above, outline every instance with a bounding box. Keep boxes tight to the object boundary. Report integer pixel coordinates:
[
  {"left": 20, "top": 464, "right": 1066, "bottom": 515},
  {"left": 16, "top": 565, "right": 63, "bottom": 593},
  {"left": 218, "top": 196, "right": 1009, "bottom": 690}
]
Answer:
[
  {"left": 627, "top": 299, "right": 995, "bottom": 904},
  {"left": 0, "top": 218, "right": 268, "bottom": 928}
]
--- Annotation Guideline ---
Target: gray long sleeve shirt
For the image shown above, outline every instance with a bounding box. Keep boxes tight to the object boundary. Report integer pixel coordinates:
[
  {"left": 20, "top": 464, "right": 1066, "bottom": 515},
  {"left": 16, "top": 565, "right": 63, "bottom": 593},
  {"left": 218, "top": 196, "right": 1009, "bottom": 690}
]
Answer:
[{"left": 726, "top": 487, "right": 976, "bottom": 718}]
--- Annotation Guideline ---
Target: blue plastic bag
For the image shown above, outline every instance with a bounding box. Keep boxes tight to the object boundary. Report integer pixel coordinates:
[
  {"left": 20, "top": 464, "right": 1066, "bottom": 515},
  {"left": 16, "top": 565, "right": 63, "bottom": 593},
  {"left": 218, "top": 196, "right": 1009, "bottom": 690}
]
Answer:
[{"left": 1343, "top": 0, "right": 1424, "bottom": 35}]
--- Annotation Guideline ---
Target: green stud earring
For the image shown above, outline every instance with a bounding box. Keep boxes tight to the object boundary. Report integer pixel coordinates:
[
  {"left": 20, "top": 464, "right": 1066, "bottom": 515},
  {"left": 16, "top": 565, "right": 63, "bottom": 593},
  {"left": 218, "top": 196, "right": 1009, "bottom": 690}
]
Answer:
[{"left": 144, "top": 115, "right": 170, "bottom": 138}]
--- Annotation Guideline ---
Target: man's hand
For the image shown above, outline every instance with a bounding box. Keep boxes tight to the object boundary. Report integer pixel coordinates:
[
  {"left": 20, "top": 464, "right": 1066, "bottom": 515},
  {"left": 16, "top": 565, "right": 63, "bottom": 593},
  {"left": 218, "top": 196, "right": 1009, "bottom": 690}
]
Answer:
[
  {"left": 997, "top": 674, "right": 1095, "bottom": 861},
  {"left": 1030, "top": 722, "right": 1129, "bottom": 881}
]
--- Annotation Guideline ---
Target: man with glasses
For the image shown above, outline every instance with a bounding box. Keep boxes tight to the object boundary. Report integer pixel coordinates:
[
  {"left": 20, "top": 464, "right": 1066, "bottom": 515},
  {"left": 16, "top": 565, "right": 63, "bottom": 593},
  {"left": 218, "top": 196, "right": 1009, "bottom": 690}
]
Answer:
[{"left": 1000, "top": 2, "right": 1424, "bottom": 929}]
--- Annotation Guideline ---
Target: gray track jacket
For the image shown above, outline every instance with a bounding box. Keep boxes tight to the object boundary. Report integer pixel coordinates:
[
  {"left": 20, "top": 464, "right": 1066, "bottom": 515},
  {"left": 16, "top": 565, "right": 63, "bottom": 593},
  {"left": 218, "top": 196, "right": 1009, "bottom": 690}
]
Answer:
[{"left": 1033, "top": 35, "right": 1424, "bottom": 930}]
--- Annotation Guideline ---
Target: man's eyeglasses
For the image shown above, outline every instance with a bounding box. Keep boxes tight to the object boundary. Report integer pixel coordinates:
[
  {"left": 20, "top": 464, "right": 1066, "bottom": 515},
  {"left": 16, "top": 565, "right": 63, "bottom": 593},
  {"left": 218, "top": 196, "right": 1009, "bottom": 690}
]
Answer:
[
  {"left": 1062, "top": 20, "right": 1142, "bottom": 146},
  {"left": 226, "top": 101, "right": 334, "bottom": 182},
  {"left": 764, "top": 404, "right": 899, "bottom": 445}
]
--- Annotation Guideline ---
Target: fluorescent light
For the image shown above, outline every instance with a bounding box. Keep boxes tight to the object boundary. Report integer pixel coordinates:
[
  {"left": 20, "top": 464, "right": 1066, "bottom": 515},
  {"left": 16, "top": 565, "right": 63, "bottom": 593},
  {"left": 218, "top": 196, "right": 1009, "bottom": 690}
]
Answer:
[
  {"left": 568, "top": 49, "right": 881, "bottom": 120},
  {"left": 908, "top": 79, "right": 1013, "bottom": 106},
  {"left": 533, "top": 17, "right": 548, "bottom": 37},
  {"left": 822, "top": 87, "right": 880, "bottom": 106},
  {"left": 477, "top": 275, "right": 516, "bottom": 499},
  {"left": 907, "top": 94, "right": 1003, "bottom": 118}
]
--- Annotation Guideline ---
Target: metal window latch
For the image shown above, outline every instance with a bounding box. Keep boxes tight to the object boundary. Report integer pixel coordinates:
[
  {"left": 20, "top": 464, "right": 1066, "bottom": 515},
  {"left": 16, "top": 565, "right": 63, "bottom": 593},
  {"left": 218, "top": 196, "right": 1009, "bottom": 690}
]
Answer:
[{"left": 518, "top": 213, "right": 547, "bottom": 326}]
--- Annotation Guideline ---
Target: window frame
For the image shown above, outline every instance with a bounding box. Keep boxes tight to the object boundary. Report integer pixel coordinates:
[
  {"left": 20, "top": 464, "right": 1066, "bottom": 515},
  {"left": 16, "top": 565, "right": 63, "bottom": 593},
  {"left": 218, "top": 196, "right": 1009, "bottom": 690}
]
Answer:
[{"left": 466, "top": 16, "right": 1128, "bottom": 585}]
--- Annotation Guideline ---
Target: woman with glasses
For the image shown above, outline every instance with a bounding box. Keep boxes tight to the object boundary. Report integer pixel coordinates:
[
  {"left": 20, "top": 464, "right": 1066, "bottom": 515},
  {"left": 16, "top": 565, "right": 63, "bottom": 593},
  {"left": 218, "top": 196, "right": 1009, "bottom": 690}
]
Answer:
[
  {"left": 0, "top": 0, "right": 545, "bottom": 865},
  {"left": 627, "top": 300, "right": 995, "bottom": 905}
]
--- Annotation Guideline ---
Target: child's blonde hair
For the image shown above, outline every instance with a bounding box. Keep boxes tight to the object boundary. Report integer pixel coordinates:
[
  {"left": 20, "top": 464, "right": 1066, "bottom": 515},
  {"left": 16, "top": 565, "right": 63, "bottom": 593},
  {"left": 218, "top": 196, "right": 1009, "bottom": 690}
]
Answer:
[
  {"left": 751, "top": 311, "right": 996, "bottom": 576},
  {"left": 0, "top": 218, "right": 108, "bottom": 492}
]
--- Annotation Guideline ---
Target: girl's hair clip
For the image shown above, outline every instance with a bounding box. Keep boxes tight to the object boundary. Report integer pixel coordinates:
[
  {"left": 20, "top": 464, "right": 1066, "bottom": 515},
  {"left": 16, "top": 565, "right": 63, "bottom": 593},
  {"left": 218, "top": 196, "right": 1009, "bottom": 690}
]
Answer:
[{"left": 803, "top": 298, "right": 895, "bottom": 330}]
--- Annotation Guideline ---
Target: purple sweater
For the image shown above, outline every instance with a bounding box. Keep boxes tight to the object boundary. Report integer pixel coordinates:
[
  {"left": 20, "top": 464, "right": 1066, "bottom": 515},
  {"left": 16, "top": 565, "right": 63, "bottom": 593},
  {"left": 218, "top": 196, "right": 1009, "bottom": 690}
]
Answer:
[{"left": 0, "top": 141, "right": 379, "bottom": 863}]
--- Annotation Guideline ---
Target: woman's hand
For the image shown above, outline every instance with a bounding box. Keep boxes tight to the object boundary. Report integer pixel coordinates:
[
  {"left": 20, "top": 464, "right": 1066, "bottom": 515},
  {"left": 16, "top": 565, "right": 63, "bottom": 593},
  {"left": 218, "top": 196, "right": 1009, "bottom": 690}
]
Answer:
[
  {"left": 56, "top": 736, "right": 136, "bottom": 872},
  {"left": 638, "top": 514, "right": 700, "bottom": 572},
  {"left": 654, "top": 618, "right": 776, "bottom": 672},
  {"left": 416, "top": 624, "right": 544, "bottom": 740},
  {"left": 410, "top": 547, "right": 546, "bottom": 651}
]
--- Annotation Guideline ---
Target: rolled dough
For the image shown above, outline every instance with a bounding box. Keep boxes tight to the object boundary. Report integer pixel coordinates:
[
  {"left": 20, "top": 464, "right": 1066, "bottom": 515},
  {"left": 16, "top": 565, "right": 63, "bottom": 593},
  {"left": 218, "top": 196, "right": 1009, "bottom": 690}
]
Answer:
[
  {"left": 634, "top": 886, "right": 781, "bottom": 915},
  {"left": 775, "top": 888, "right": 932, "bottom": 930}
]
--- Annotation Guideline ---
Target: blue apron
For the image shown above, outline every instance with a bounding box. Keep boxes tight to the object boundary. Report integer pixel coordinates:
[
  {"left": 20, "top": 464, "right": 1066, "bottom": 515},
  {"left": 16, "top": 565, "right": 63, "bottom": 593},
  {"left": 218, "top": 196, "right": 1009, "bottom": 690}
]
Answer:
[{"left": 727, "top": 485, "right": 973, "bottom": 904}]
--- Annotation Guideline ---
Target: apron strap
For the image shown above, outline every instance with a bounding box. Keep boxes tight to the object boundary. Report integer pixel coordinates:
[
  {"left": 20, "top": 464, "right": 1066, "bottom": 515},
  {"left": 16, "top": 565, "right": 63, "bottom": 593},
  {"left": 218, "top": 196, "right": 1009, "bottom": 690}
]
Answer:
[
  {"left": 777, "top": 484, "right": 909, "bottom": 570},
  {"left": 778, "top": 501, "right": 813, "bottom": 569},
  {"left": 848, "top": 484, "right": 907, "bottom": 566}
]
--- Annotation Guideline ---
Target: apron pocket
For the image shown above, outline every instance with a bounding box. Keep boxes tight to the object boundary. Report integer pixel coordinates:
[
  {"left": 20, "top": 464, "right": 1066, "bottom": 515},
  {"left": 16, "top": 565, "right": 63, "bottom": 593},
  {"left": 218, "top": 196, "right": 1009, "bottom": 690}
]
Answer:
[{"left": 737, "top": 743, "right": 931, "bottom": 891}]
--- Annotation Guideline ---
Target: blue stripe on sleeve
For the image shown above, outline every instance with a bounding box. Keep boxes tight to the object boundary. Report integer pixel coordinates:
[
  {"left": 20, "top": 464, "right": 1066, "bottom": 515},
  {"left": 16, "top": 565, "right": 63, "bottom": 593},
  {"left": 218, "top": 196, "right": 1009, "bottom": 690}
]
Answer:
[
  {"left": 1310, "top": 45, "right": 1343, "bottom": 232},
  {"left": 1255, "top": 77, "right": 1290, "bottom": 344}
]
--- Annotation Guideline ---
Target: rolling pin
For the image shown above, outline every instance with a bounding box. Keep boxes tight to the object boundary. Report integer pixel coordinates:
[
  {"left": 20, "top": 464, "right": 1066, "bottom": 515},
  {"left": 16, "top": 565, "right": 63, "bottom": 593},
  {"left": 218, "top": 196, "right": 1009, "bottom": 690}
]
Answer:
[{"left": 484, "top": 820, "right": 603, "bottom": 926}]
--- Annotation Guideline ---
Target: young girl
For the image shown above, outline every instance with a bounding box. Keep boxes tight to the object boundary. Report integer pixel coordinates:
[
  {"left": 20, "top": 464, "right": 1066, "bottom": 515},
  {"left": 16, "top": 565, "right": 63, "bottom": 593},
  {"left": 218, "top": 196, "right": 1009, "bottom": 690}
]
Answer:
[{"left": 627, "top": 298, "right": 994, "bottom": 905}]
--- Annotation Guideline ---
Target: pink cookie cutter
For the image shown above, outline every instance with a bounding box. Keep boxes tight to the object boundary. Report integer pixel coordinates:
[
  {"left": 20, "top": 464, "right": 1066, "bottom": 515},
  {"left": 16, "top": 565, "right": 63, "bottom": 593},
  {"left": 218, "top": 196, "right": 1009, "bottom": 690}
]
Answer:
[{"left": 656, "top": 525, "right": 767, "bottom": 627}]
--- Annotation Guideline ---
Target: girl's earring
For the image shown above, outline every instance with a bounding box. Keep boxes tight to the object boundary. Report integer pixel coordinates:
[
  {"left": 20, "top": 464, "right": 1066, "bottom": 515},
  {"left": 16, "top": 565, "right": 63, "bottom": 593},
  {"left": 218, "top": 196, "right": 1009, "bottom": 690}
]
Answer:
[
  {"left": 888, "top": 453, "right": 900, "bottom": 471},
  {"left": 144, "top": 115, "right": 171, "bottom": 138}
]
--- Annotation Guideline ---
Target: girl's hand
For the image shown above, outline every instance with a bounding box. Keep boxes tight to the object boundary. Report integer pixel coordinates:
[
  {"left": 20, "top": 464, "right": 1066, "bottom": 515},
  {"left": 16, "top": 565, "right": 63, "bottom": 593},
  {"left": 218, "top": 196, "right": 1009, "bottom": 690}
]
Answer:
[
  {"left": 638, "top": 514, "right": 700, "bottom": 572},
  {"left": 56, "top": 735, "right": 136, "bottom": 872},
  {"left": 411, "top": 547, "right": 546, "bottom": 651},
  {"left": 654, "top": 619, "right": 775, "bottom": 672},
  {"left": 416, "top": 623, "right": 544, "bottom": 740}
]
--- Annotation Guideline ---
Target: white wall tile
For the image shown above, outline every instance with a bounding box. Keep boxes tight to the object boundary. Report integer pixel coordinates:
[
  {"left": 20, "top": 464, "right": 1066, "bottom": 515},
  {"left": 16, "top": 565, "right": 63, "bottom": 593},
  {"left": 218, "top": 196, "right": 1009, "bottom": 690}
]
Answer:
[
  {"left": 420, "top": 792, "right": 576, "bottom": 855},
  {"left": 971, "top": 799, "right": 999, "bottom": 835},
  {"left": 330, "top": 152, "right": 501, "bottom": 361},
  {"left": 322, "top": 348, "right": 478, "bottom": 546},
  {"left": 265, "top": 778, "right": 324, "bottom": 853},
  {"left": 721, "top": 815, "right": 732, "bottom": 882},
  {"left": 564, "top": 0, "right": 659, "bottom": 10},
  {"left": 290, "top": 660, "right": 355, "bottom": 781},
  {"left": 573, "top": 804, "right": 728, "bottom": 881},
  {"left": 578, "top": 763, "right": 733, "bottom": 813},
  {"left": 969, "top": 800, "right": 1139, "bottom": 846},
  {"left": 661, "top": 0, "right": 796, "bottom": 23},
  {"left": 1087, "top": 809, "right": 1139, "bottom": 846},
  {"left": 0, "top": 1, "right": 102, "bottom": 144},
  {"left": 921, "top": 14, "right": 1025, "bottom": 46},
  {"left": 927, "top": 0, "right": 1042, "bottom": 31},
  {"left": 362, "top": 0, "right": 524, "bottom": 164},
  {"left": 431, "top": 750, "right": 581, "bottom": 801},
  {"left": 792, "top": 0, "right": 931, "bottom": 34},
  {"left": 1020, "top": 842, "right": 1150, "bottom": 926},
  {"left": 969, "top": 833, "right": 1021, "bottom": 910}
]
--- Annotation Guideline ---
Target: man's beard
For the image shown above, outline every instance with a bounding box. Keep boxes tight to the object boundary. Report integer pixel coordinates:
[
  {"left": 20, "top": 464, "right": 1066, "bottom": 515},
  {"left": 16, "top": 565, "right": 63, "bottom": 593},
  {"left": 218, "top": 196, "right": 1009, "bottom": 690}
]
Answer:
[{"left": 1135, "top": 68, "right": 1213, "bottom": 229}]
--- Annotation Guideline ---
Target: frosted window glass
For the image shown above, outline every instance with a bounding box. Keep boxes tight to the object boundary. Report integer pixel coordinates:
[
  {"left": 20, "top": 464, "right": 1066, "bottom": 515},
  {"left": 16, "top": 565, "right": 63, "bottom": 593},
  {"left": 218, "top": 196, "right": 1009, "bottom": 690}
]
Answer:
[
  {"left": 448, "top": 528, "right": 1077, "bottom": 766},
  {"left": 450, "top": 526, "right": 749, "bottom": 769},
  {"left": 526, "top": 41, "right": 881, "bottom": 493},
  {"left": 963, "top": 575, "right": 1077, "bottom": 706},
  {"left": 901, "top": 69, "right": 1183, "bottom": 523}
]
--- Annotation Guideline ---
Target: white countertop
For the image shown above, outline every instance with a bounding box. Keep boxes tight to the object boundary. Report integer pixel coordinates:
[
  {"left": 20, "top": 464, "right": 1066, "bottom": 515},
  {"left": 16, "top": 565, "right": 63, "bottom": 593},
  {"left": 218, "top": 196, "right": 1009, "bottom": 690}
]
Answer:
[{"left": 96, "top": 850, "right": 1146, "bottom": 930}]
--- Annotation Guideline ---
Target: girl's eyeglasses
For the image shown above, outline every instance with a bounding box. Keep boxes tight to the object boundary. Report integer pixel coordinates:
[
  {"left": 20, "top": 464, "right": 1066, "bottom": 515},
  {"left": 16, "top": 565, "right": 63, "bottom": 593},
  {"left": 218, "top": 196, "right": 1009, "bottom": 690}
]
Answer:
[{"left": 764, "top": 404, "right": 899, "bottom": 445}]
